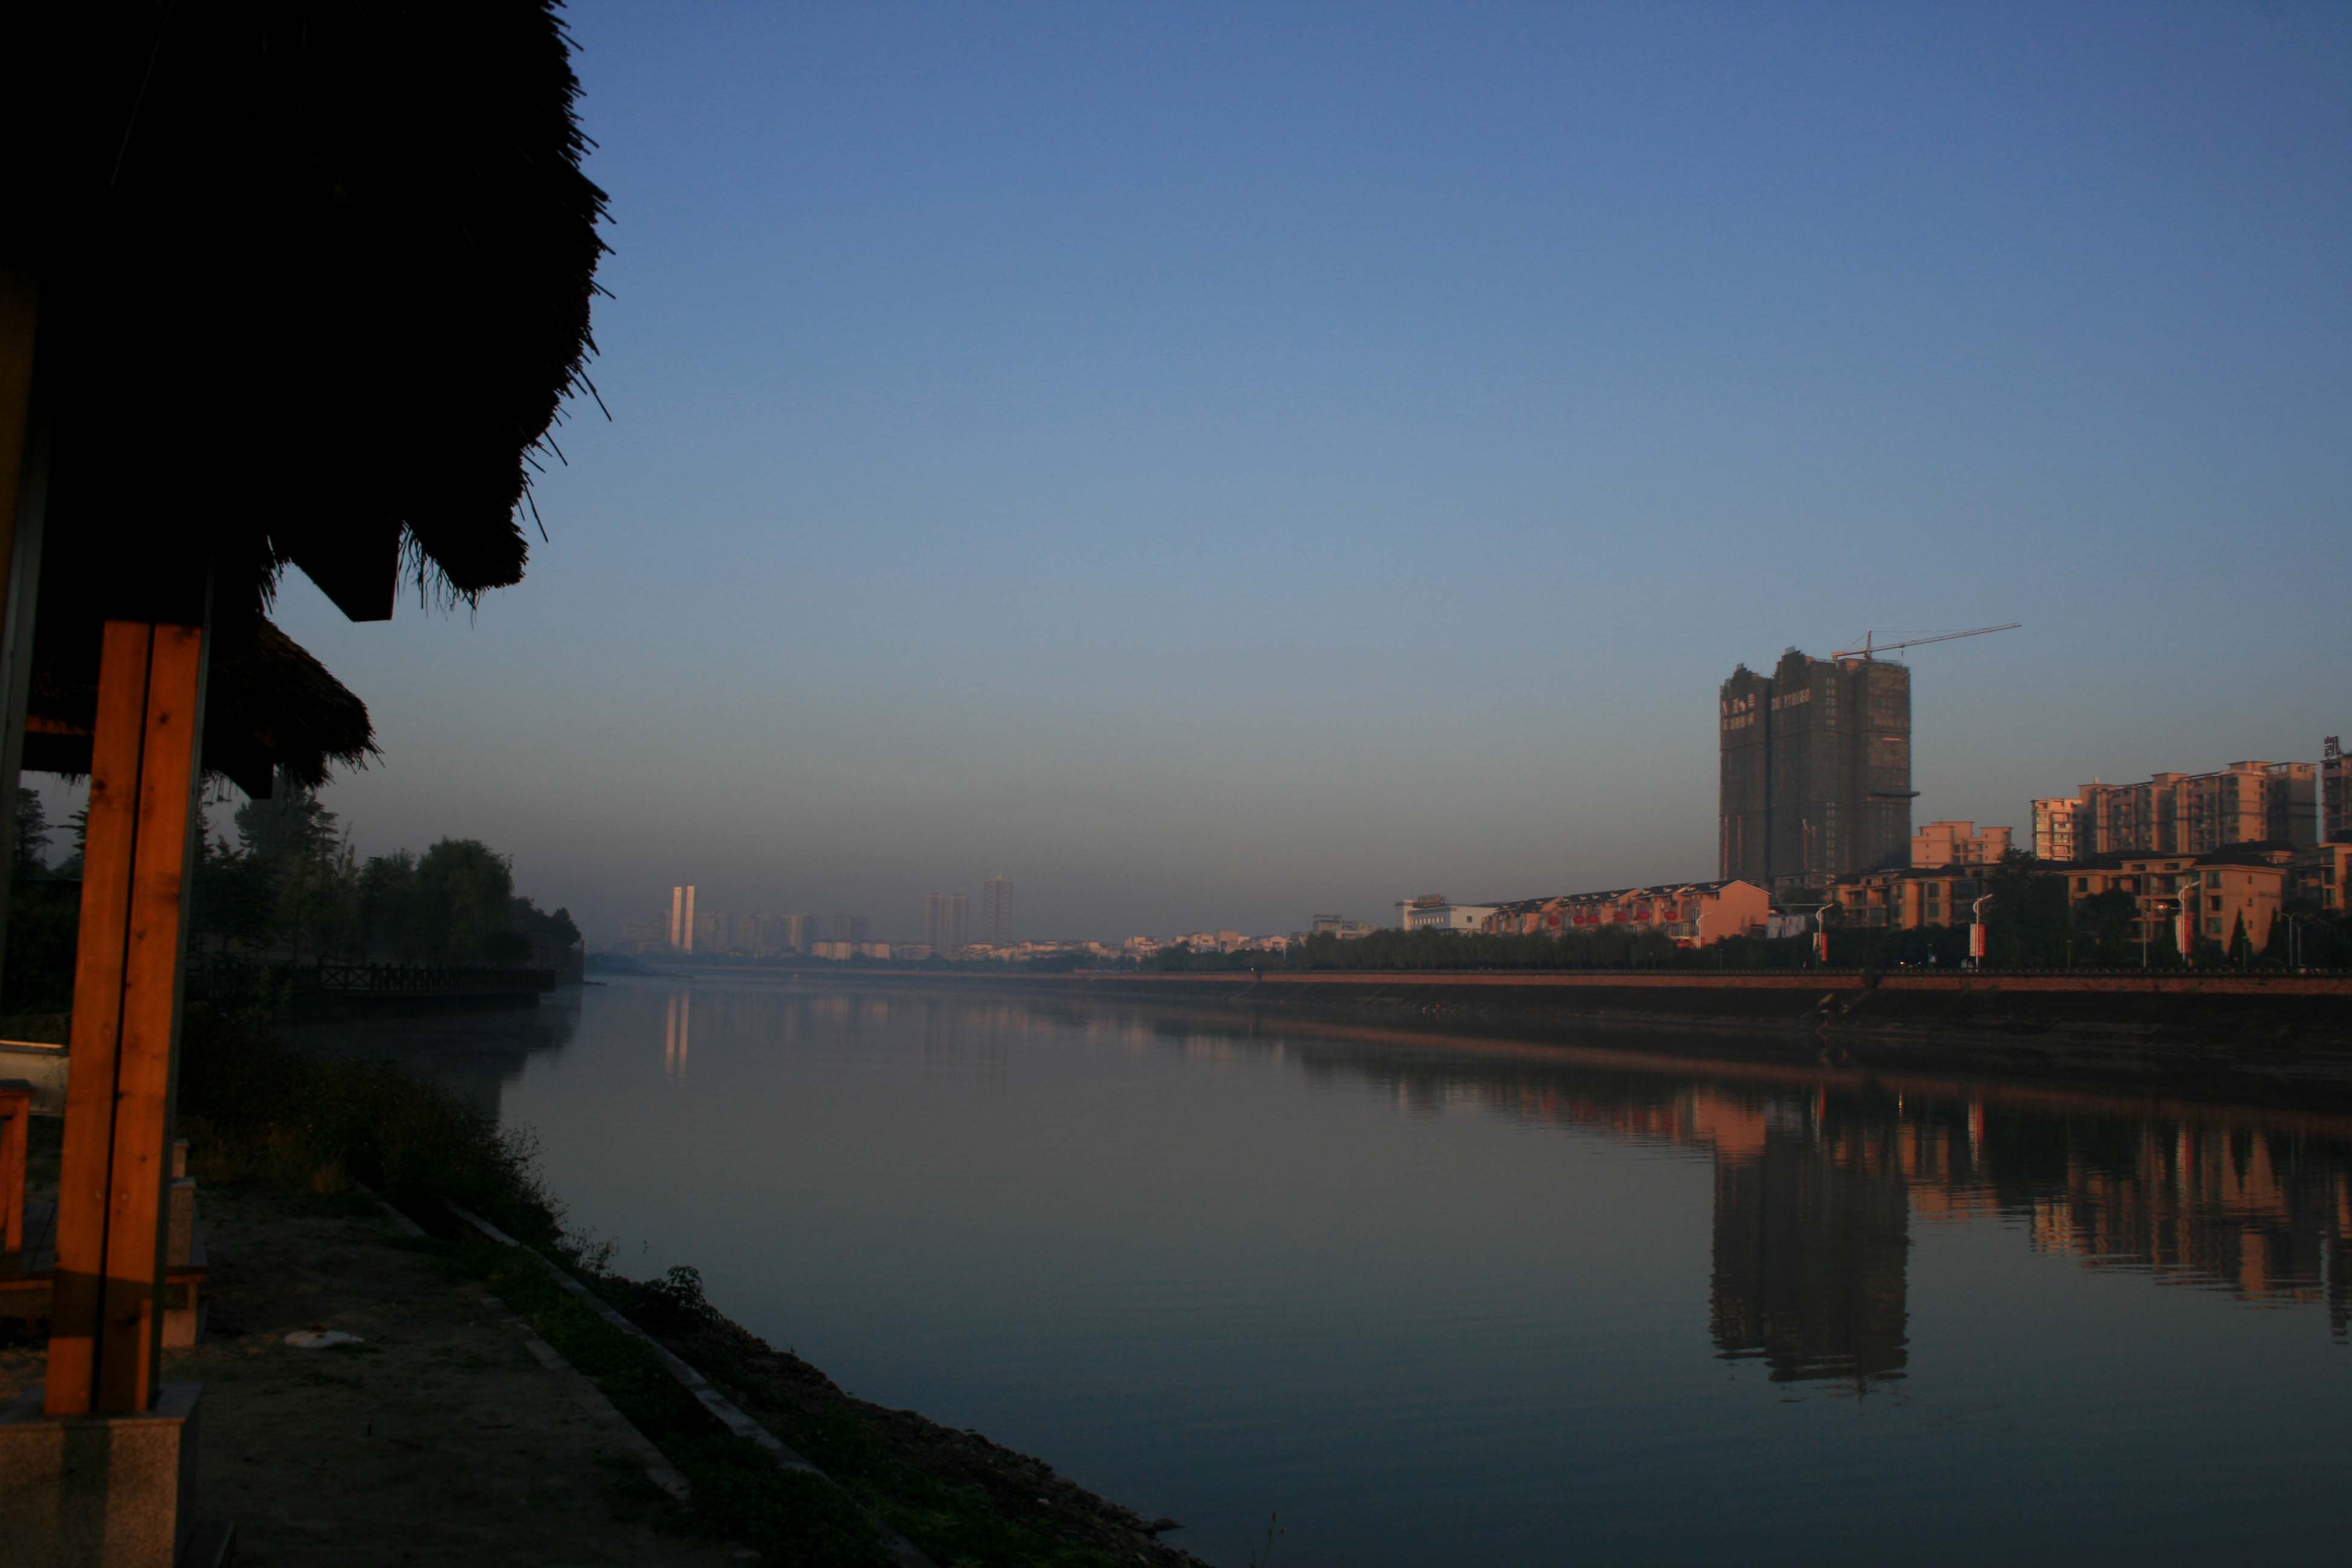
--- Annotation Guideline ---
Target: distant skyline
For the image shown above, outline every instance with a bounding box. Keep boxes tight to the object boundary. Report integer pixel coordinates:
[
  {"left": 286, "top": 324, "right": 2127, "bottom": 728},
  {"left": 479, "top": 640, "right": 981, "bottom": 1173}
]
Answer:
[{"left": 60, "top": 2, "right": 2347, "bottom": 942}]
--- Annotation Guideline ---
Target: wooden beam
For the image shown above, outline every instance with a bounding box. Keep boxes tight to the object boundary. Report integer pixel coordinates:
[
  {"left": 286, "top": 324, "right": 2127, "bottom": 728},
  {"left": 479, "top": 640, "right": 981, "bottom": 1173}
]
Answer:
[
  {"left": 0, "top": 266, "right": 47, "bottom": 993},
  {"left": 46, "top": 615, "right": 209, "bottom": 1416}
]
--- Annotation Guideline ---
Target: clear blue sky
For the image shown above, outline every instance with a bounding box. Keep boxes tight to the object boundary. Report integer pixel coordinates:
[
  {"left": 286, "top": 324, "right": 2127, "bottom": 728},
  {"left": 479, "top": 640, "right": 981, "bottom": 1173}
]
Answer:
[{"left": 249, "top": 1, "right": 2348, "bottom": 942}]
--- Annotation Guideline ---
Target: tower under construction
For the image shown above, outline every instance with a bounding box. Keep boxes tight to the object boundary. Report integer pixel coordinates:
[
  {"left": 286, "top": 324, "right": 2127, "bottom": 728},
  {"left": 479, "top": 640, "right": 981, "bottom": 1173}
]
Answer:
[{"left": 1719, "top": 649, "right": 1915, "bottom": 891}]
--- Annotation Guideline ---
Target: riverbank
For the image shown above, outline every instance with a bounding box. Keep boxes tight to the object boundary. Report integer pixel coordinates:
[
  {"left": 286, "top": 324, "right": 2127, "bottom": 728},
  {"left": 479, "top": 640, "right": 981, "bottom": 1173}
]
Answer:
[
  {"left": 4, "top": 1025, "right": 1214, "bottom": 1568},
  {"left": 654, "top": 967, "right": 2352, "bottom": 1103}
]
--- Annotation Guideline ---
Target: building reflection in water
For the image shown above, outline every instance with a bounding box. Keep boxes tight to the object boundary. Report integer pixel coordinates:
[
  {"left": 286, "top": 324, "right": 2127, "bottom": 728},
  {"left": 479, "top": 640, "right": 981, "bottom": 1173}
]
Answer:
[
  {"left": 1216, "top": 1022, "right": 2352, "bottom": 1390},
  {"left": 1709, "top": 1105, "right": 1911, "bottom": 1387},
  {"left": 598, "top": 990, "right": 2352, "bottom": 1390},
  {"left": 664, "top": 990, "right": 690, "bottom": 1078}
]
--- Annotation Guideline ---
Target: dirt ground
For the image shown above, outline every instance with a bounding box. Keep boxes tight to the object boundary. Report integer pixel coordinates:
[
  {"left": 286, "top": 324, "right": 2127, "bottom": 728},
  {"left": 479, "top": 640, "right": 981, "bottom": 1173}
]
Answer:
[{"left": 2, "top": 1124, "right": 746, "bottom": 1567}]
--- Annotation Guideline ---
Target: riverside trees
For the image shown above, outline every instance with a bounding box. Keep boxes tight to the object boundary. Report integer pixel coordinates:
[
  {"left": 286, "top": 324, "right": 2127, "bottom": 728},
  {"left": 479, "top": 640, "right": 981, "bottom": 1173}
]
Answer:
[{"left": 5, "top": 772, "right": 577, "bottom": 976}]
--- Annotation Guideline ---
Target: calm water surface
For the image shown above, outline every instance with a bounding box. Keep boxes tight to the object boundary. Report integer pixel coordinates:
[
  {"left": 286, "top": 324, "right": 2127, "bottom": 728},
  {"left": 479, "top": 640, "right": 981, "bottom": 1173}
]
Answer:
[{"left": 305, "top": 976, "right": 2352, "bottom": 1566}]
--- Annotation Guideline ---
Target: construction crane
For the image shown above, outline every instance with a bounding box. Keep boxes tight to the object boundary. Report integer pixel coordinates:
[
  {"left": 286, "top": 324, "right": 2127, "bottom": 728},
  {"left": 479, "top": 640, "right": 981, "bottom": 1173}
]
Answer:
[{"left": 1833, "top": 624, "right": 2020, "bottom": 662}]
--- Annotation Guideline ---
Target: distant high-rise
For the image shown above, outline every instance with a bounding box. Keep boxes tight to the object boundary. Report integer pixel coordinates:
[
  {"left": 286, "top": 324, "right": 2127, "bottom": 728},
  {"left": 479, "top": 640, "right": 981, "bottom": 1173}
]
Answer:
[
  {"left": 924, "top": 892, "right": 969, "bottom": 954},
  {"left": 982, "top": 876, "right": 1012, "bottom": 944},
  {"left": 2323, "top": 737, "right": 2347, "bottom": 843},
  {"left": 1719, "top": 650, "right": 1913, "bottom": 890},
  {"left": 831, "top": 912, "right": 867, "bottom": 945},
  {"left": 670, "top": 884, "right": 698, "bottom": 951}
]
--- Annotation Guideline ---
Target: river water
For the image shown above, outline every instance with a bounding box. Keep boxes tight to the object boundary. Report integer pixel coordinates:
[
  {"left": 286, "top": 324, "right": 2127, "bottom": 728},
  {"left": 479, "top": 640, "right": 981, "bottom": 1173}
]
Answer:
[{"left": 299, "top": 975, "right": 2352, "bottom": 1566}]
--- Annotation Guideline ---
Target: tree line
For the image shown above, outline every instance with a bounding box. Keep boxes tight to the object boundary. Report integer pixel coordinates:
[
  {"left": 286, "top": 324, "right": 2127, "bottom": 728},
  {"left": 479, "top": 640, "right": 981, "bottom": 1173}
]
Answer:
[
  {"left": 1147, "top": 850, "right": 2351, "bottom": 974},
  {"left": 6, "top": 778, "right": 578, "bottom": 1012}
]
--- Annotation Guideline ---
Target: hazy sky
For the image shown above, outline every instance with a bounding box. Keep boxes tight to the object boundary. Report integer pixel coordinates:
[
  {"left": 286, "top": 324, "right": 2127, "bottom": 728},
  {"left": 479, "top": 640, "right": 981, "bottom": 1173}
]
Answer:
[{"left": 235, "top": 1, "right": 2347, "bottom": 942}]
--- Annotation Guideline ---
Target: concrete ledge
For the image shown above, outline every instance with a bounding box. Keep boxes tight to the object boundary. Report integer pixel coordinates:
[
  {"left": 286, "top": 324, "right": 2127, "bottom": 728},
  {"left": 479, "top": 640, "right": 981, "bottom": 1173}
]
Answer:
[
  {"left": 0, "top": 1381, "right": 203, "bottom": 1568},
  {"left": 0, "top": 1040, "right": 68, "bottom": 1115}
]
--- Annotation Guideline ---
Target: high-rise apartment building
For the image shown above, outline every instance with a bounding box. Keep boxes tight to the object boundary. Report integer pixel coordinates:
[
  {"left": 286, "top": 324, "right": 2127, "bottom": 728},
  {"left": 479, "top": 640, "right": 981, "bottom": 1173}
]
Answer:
[
  {"left": 924, "top": 892, "right": 969, "bottom": 955},
  {"left": 1719, "top": 650, "right": 1914, "bottom": 890},
  {"left": 830, "top": 913, "right": 867, "bottom": 945},
  {"left": 2034, "top": 761, "right": 2317, "bottom": 860},
  {"left": 982, "top": 876, "right": 1012, "bottom": 944},
  {"left": 2325, "top": 736, "right": 2348, "bottom": 843},
  {"left": 669, "top": 884, "right": 697, "bottom": 951},
  {"left": 2030, "top": 797, "right": 2082, "bottom": 862}
]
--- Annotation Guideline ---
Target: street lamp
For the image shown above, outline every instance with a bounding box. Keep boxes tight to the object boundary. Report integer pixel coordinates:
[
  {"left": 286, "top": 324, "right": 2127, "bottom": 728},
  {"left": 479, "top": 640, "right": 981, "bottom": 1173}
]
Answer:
[
  {"left": 2141, "top": 892, "right": 2180, "bottom": 970},
  {"left": 2140, "top": 873, "right": 2197, "bottom": 969},
  {"left": 1969, "top": 892, "right": 1994, "bottom": 971}
]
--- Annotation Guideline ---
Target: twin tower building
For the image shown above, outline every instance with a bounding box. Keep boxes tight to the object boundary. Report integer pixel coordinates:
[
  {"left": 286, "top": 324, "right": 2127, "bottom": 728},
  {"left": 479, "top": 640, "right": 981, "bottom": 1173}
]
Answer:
[{"left": 1719, "top": 649, "right": 1915, "bottom": 893}]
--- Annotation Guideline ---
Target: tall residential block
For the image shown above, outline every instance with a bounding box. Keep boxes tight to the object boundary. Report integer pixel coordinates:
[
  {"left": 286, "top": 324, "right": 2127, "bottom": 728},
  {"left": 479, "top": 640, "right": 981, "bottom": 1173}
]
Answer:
[
  {"left": 2030, "top": 797, "right": 2082, "bottom": 862},
  {"left": 2325, "top": 736, "right": 2348, "bottom": 843},
  {"left": 1718, "top": 650, "right": 1914, "bottom": 890},
  {"left": 2035, "top": 761, "right": 2317, "bottom": 859},
  {"left": 924, "top": 892, "right": 969, "bottom": 954},
  {"left": 982, "top": 876, "right": 1012, "bottom": 944},
  {"left": 669, "top": 884, "right": 697, "bottom": 951},
  {"left": 831, "top": 913, "right": 867, "bottom": 945}
]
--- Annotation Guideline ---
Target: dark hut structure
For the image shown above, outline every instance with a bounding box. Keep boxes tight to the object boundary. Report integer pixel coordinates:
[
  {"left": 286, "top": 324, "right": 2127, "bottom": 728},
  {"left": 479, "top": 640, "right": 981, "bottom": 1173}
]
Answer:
[{"left": 0, "top": 2, "right": 606, "bottom": 1536}]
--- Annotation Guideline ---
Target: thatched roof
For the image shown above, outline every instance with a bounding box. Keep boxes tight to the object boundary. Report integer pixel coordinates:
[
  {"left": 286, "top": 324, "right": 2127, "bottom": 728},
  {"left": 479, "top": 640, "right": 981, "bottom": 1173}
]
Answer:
[
  {"left": 25, "top": 618, "right": 377, "bottom": 798},
  {"left": 4, "top": 0, "right": 609, "bottom": 623}
]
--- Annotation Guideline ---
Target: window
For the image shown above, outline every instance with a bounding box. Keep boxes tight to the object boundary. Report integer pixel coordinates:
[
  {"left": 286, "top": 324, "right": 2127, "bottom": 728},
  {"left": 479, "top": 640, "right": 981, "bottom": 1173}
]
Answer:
[{"left": 2209, "top": 895, "right": 2221, "bottom": 912}]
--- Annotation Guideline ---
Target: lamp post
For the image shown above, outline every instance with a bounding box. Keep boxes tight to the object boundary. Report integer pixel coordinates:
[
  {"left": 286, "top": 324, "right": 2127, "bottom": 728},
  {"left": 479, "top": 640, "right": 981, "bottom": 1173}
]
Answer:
[
  {"left": 2140, "top": 893, "right": 2179, "bottom": 970},
  {"left": 1969, "top": 893, "right": 1994, "bottom": 971}
]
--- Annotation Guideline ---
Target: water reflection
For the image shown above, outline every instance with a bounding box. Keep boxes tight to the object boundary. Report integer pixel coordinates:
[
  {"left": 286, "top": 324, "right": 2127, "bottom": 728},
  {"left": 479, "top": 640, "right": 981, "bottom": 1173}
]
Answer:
[
  {"left": 315, "top": 984, "right": 2352, "bottom": 1400},
  {"left": 277, "top": 995, "right": 581, "bottom": 1122},
  {"left": 811, "top": 995, "right": 2350, "bottom": 1387},
  {"left": 1226, "top": 1016, "right": 2352, "bottom": 1385}
]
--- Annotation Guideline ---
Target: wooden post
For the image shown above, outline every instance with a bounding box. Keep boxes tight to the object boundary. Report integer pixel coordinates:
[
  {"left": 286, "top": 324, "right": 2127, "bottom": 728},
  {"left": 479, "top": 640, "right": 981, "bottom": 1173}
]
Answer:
[
  {"left": 0, "top": 266, "right": 47, "bottom": 990},
  {"left": 46, "top": 615, "right": 209, "bottom": 1417}
]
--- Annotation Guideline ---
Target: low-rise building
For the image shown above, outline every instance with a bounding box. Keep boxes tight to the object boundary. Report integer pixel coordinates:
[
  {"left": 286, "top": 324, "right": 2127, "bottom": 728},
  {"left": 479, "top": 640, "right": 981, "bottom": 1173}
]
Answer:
[
  {"left": 1482, "top": 881, "right": 1768, "bottom": 947},
  {"left": 1843, "top": 841, "right": 2293, "bottom": 958},
  {"left": 2290, "top": 840, "right": 2351, "bottom": 915},
  {"left": 1309, "top": 913, "right": 1379, "bottom": 939},
  {"left": 2186, "top": 845, "right": 2288, "bottom": 953},
  {"left": 1396, "top": 895, "right": 1499, "bottom": 934},
  {"left": 1831, "top": 868, "right": 1988, "bottom": 930}
]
